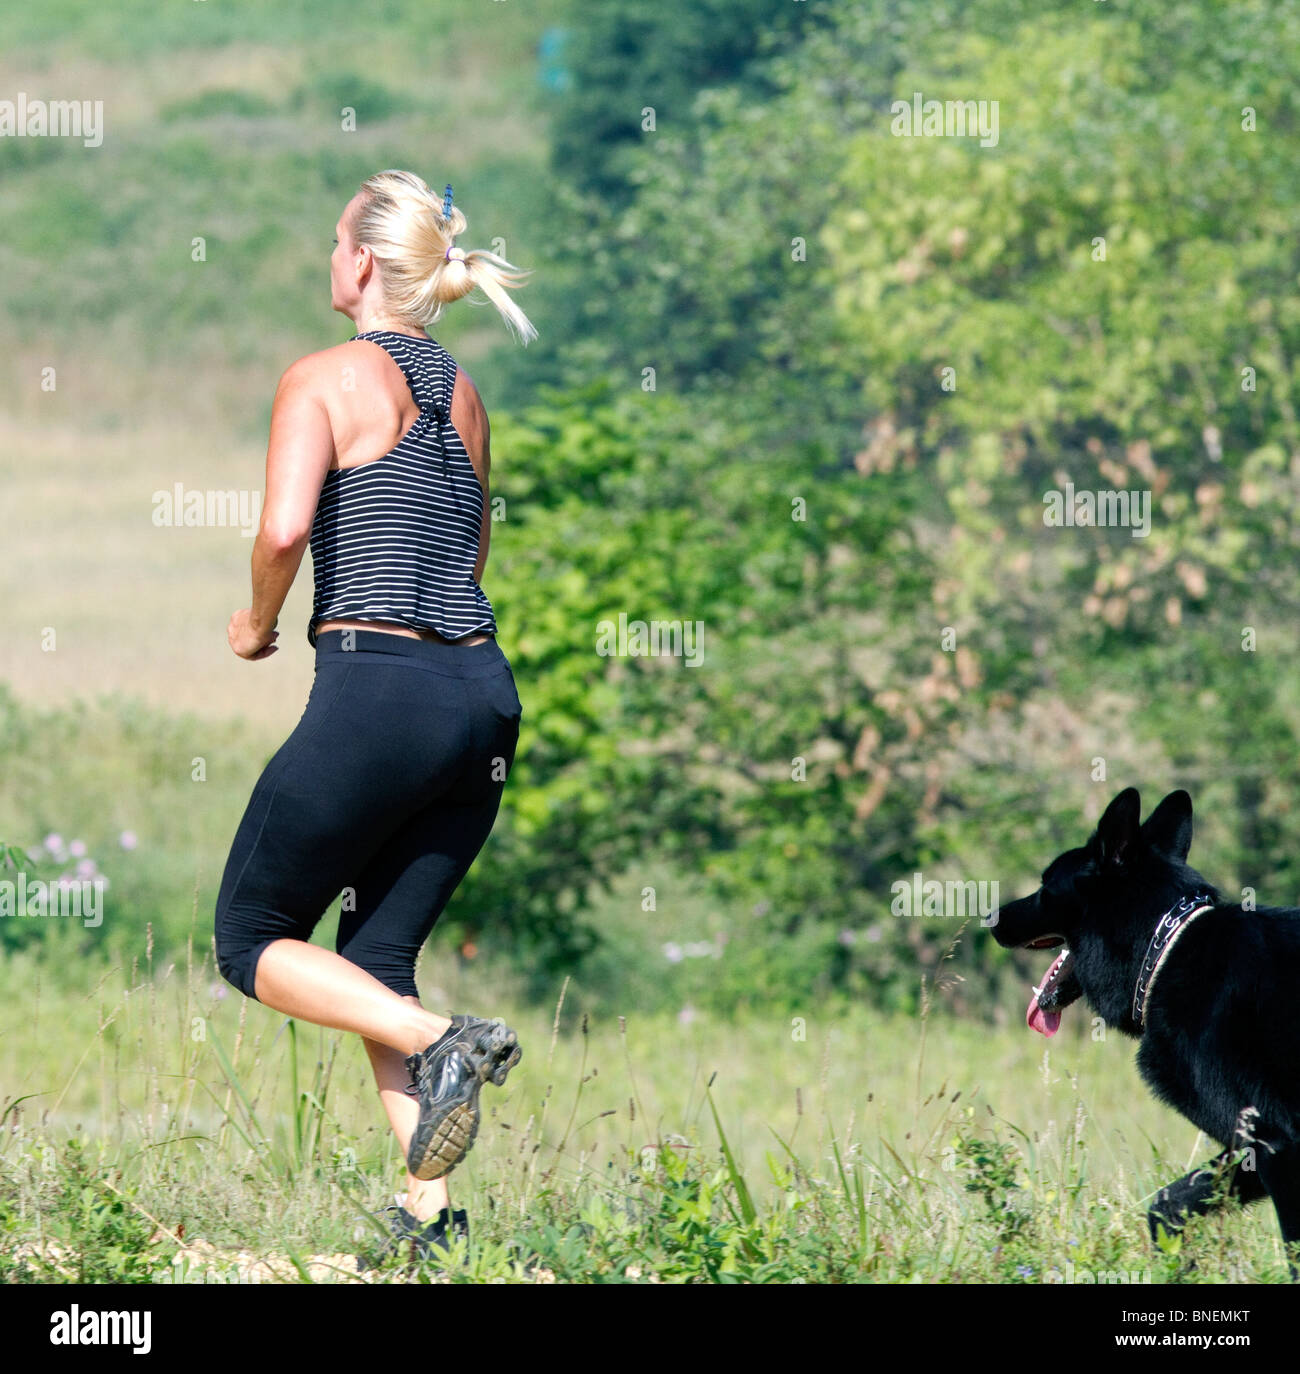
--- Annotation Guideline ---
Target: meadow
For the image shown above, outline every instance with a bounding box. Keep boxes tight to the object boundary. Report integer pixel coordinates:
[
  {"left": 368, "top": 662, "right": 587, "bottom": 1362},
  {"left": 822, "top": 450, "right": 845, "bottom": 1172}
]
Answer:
[
  {"left": 0, "top": 922, "right": 1291, "bottom": 1284},
  {"left": 7, "top": 686, "right": 1282, "bottom": 1285}
]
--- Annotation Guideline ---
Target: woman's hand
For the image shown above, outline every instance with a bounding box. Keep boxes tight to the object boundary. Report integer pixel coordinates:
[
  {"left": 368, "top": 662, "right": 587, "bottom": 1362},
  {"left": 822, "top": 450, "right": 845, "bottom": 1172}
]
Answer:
[{"left": 228, "top": 608, "right": 279, "bottom": 660}]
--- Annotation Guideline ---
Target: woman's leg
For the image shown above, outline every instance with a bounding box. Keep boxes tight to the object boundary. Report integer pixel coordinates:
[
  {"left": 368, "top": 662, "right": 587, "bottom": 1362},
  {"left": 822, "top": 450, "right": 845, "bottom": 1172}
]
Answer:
[
  {"left": 252, "top": 938, "right": 450, "bottom": 1056},
  {"left": 215, "top": 644, "right": 522, "bottom": 1202},
  {"left": 363, "top": 1003, "right": 452, "bottom": 1222},
  {"left": 331, "top": 754, "right": 520, "bottom": 1200}
]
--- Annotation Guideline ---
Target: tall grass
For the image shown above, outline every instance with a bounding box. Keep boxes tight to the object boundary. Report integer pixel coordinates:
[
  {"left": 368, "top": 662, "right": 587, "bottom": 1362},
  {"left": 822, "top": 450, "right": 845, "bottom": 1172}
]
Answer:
[{"left": 0, "top": 935, "right": 1293, "bottom": 1283}]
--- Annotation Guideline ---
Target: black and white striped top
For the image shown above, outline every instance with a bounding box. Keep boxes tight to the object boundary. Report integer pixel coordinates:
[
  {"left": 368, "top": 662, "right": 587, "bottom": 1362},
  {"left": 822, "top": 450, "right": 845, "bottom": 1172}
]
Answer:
[{"left": 307, "top": 330, "right": 497, "bottom": 645}]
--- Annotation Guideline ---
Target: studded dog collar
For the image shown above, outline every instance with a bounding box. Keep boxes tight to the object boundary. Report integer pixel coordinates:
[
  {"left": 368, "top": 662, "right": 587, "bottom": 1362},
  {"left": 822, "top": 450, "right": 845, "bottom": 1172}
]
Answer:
[{"left": 1131, "top": 892, "right": 1216, "bottom": 1029}]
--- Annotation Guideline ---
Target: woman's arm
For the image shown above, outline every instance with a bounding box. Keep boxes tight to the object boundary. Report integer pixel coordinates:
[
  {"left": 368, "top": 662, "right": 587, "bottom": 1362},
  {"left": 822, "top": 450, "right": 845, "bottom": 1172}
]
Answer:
[{"left": 228, "top": 359, "right": 335, "bottom": 660}]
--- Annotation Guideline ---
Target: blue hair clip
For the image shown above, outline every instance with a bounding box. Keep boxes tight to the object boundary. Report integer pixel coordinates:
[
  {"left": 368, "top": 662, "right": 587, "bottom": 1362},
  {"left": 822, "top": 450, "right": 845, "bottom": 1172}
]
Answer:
[{"left": 442, "top": 184, "right": 454, "bottom": 220}]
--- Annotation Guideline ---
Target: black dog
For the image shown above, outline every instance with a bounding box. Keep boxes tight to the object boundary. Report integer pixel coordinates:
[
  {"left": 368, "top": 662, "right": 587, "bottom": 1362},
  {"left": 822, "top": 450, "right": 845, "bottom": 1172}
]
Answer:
[{"left": 992, "top": 787, "right": 1300, "bottom": 1274}]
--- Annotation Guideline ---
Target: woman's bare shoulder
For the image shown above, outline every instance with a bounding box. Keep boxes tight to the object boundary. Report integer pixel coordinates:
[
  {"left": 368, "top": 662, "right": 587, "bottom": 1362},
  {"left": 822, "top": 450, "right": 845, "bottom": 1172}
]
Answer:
[{"left": 279, "top": 339, "right": 386, "bottom": 382}]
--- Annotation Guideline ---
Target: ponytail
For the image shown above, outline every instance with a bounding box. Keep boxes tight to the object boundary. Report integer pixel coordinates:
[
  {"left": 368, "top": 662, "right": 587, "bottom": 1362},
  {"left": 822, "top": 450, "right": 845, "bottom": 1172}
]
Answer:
[{"left": 350, "top": 169, "right": 537, "bottom": 345}]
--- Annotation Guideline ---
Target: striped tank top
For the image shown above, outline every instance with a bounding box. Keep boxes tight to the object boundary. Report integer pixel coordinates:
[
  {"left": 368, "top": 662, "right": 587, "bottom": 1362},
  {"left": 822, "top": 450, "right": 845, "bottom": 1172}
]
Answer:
[{"left": 307, "top": 330, "right": 498, "bottom": 645}]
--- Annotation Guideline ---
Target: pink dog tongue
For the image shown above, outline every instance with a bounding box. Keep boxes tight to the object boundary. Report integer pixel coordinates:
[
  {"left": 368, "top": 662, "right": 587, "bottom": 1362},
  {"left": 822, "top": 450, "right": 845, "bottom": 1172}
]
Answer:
[
  {"left": 1027, "top": 999, "right": 1060, "bottom": 1037},
  {"left": 1026, "top": 948, "right": 1068, "bottom": 1037}
]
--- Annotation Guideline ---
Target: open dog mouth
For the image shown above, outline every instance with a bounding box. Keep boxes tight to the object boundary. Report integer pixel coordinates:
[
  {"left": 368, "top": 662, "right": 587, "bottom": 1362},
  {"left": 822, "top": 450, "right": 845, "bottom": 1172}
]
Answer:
[{"left": 1025, "top": 937, "right": 1074, "bottom": 1037}]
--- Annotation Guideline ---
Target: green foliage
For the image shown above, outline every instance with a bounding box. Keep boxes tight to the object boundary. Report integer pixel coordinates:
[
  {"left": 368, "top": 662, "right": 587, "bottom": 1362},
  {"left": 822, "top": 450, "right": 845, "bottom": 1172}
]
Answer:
[
  {"left": 0, "top": 1140, "right": 157, "bottom": 1283},
  {"left": 532, "top": 0, "right": 1300, "bottom": 1004},
  {"left": 482, "top": 376, "right": 939, "bottom": 1004},
  {"left": 0, "top": 842, "right": 33, "bottom": 953},
  {"left": 0, "top": 682, "right": 259, "bottom": 970},
  {"left": 820, "top": 0, "right": 1300, "bottom": 904},
  {"left": 502, "top": 1141, "right": 837, "bottom": 1283},
  {"left": 953, "top": 1132, "right": 1032, "bottom": 1241},
  {"left": 202, "top": 1019, "right": 341, "bottom": 1183},
  {"left": 546, "top": 0, "right": 819, "bottom": 203}
]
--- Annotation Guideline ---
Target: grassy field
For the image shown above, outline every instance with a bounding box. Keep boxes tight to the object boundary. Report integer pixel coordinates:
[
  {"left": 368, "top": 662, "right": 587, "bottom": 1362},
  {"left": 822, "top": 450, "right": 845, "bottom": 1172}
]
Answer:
[{"left": 1, "top": 929, "right": 1293, "bottom": 1284}]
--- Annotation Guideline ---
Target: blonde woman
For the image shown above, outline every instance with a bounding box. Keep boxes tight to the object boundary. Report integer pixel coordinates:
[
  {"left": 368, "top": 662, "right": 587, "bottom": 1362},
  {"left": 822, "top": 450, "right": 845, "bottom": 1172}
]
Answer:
[{"left": 214, "top": 170, "right": 536, "bottom": 1264}]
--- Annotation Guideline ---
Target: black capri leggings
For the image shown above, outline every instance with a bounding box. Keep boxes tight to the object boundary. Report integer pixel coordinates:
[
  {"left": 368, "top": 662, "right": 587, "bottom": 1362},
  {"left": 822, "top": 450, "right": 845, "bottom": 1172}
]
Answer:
[{"left": 214, "top": 629, "right": 522, "bottom": 1002}]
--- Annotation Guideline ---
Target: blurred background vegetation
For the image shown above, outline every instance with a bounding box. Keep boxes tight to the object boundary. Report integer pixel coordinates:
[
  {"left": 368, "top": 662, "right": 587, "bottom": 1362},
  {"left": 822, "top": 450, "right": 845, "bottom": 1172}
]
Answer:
[{"left": 3, "top": 0, "right": 1300, "bottom": 1021}]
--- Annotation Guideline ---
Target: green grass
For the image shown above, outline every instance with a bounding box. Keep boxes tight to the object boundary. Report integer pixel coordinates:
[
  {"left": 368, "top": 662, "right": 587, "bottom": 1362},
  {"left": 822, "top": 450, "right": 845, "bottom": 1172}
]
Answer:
[
  {"left": 0, "top": 692, "right": 1292, "bottom": 1281},
  {"left": 1, "top": 932, "right": 1294, "bottom": 1283}
]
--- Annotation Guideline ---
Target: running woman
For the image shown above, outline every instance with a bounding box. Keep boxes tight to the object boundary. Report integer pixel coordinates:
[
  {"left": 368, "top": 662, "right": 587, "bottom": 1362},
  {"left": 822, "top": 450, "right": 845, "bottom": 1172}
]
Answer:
[{"left": 214, "top": 170, "right": 537, "bottom": 1262}]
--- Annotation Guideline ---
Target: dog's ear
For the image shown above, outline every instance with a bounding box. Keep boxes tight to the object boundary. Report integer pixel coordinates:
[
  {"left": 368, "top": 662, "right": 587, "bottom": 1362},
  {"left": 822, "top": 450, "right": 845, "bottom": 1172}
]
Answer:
[
  {"left": 1096, "top": 787, "right": 1141, "bottom": 868},
  {"left": 1141, "top": 789, "right": 1193, "bottom": 861}
]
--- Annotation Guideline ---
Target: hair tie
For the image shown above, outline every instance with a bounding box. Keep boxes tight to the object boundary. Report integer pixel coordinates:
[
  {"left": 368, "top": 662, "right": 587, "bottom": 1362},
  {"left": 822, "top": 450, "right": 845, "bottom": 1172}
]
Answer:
[{"left": 445, "top": 245, "right": 467, "bottom": 263}]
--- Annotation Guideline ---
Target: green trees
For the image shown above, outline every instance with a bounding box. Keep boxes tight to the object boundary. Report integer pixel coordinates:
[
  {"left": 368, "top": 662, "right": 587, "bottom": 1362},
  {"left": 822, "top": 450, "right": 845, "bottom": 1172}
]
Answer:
[
  {"left": 491, "top": 0, "right": 1300, "bottom": 1006},
  {"left": 546, "top": 0, "right": 819, "bottom": 204},
  {"left": 823, "top": 0, "right": 1300, "bottom": 902},
  {"left": 475, "top": 376, "right": 930, "bottom": 1004}
]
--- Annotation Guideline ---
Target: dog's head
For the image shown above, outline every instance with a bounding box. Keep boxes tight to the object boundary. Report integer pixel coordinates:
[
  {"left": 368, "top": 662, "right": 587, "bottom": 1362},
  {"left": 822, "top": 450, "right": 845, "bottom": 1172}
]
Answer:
[{"left": 991, "top": 788, "right": 1198, "bottom": 1036}]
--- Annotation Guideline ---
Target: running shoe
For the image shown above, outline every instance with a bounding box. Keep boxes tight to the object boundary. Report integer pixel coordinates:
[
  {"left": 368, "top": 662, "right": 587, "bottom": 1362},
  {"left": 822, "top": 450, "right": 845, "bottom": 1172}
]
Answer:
[
  {"left": 404, "top": 1014, "right": 522, "bottom": 1180},
  {"left": 357, "top": 1198, "right": 468, "bottom": 1272}
]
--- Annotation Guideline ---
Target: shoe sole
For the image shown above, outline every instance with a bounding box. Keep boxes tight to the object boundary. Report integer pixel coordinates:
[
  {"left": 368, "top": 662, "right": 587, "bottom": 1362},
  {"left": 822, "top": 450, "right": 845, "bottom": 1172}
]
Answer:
[{"left": 407, "top": 1021, "right": 522, "bottom": 1181}]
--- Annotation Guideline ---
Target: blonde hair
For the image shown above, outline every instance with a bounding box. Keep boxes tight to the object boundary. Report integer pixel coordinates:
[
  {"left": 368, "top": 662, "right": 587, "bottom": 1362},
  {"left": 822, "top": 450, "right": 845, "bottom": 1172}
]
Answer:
[{"left": 350, "top": 169, "right": 537, "bottom": 345}]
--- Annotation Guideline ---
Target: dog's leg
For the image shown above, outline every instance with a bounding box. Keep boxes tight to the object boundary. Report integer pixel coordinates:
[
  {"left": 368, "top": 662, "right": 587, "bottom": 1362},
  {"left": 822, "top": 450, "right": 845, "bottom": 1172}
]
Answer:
[
  {"left": 1256, "top": 1141, "right": 1300, "bottom": 1281},
  {"left": 1148, "top": 1149, "right": 1268, "bottom": 1250}
]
